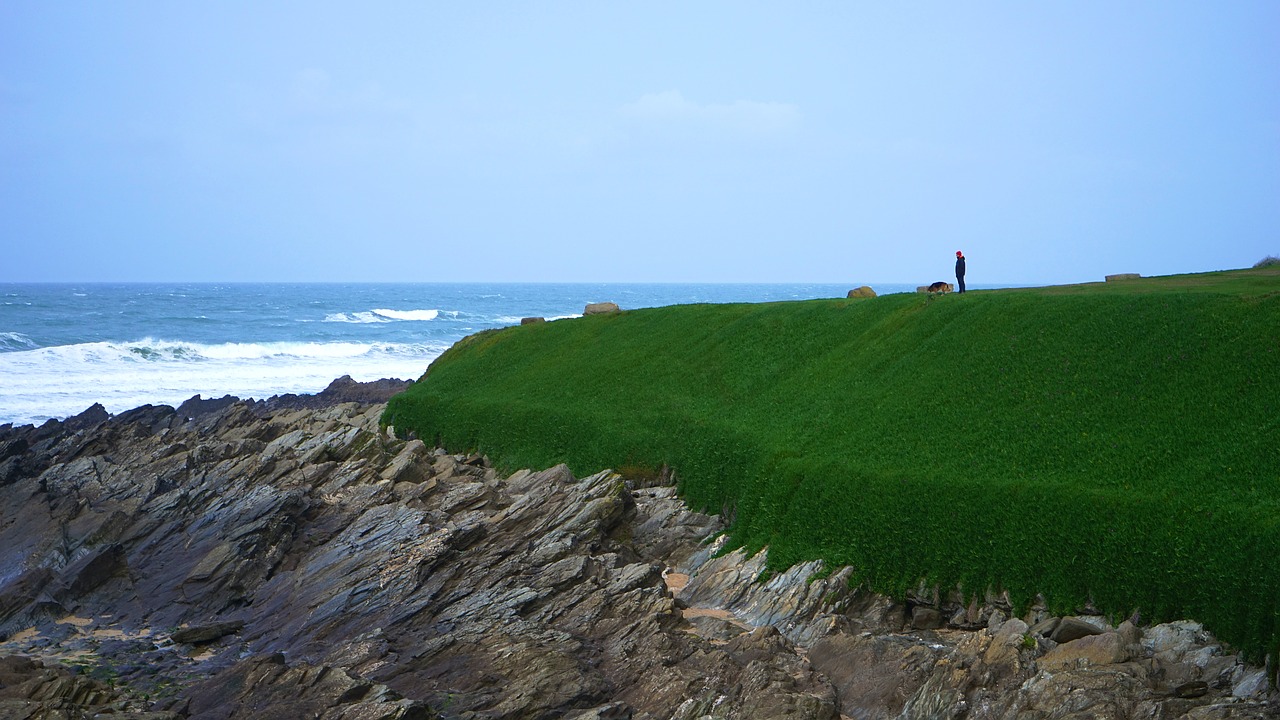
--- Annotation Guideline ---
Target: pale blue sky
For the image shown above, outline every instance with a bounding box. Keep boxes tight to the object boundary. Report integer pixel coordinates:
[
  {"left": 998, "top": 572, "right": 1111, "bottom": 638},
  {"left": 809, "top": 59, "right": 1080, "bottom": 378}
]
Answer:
[{"left": 2, "top": 2, "right": 1277, "bottom": 284}]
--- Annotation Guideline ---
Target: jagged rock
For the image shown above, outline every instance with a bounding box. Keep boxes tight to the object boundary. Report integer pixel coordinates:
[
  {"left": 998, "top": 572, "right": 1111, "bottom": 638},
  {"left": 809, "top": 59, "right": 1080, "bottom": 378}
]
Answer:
[
  {"left": 176, "top": 394, "right": 241, "bottom": 421},
  {"left": 0, "top": 654, "right": 177, "bottom": 718},
  {"left": 256, "top": 375, "right": 413, "bottom": 412},
  {"left": 520, "top": 317, "right": 546, "bottom": 325},
  {"left": 184, "top": 653, "right": 429, "bottom": 720},
  {"left": 380, "top": 439, "right": 430, "bottom": 484},
  {"left": 63, "top": 402, "right": 110, "bottom": 433}
]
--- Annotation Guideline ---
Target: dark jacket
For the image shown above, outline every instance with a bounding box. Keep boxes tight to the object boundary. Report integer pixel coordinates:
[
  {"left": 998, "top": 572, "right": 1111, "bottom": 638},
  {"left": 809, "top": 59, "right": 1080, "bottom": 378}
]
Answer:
[{"left": 955, "top": 256, "right": 966, "bottom": 278}]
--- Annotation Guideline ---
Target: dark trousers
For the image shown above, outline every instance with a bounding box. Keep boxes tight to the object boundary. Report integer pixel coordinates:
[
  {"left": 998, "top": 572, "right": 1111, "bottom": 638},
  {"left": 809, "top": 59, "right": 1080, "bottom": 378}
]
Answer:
[{"left": 957, "top": 276, "right": 966, "bottom": 293}]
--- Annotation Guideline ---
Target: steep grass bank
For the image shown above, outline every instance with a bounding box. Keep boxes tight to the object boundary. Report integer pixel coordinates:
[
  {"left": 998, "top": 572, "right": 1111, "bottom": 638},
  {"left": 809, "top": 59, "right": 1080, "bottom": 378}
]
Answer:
[{"left": 384, "top": 267, "right": 1280, "bottom": 659}]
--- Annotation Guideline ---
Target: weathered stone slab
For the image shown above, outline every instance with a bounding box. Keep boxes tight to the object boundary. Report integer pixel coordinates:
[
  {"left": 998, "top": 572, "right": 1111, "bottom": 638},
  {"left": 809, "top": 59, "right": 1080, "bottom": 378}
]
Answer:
[
  {"left": 1050, "top": 616, "right": 1105, "bottom": 643},
  {"left": 171, "top": 620, "right": 245, "bottom": 645},
  {"left": 1038, "top": 631, "right": 1128, "bottom": 670},
  {"left": 584, "top": 302, "right": 620, "bottom": 315}
]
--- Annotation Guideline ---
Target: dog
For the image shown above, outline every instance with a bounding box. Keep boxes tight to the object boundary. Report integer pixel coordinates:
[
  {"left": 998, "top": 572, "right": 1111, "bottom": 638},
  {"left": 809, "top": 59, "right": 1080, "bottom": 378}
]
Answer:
[{"left": 925, "top": 281, "right": 954, "bottom": 294}]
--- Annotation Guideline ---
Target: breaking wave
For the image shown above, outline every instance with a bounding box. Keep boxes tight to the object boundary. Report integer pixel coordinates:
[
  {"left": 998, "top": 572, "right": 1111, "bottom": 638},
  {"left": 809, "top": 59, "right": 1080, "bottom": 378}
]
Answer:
[
  {"left": 0, "top": 332, "right": 37, "bottom": 352},
  {"left": 324, "top": 308, "right": 441, "bottom": 324},
  {"left": 0, "top": 338, "right": 444, "bottom": 426}
]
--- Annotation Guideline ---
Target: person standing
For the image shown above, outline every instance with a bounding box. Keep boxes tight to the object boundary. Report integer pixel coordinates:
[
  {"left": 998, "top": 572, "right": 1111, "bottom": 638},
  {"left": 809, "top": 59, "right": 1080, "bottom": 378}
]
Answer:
[{"left": 955, "top": 251, "right": 966, "bottom": 293}]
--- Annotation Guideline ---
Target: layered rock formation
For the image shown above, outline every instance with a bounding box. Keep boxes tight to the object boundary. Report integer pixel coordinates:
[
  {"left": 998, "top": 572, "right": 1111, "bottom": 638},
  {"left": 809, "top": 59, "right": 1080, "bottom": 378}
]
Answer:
[{"left": 0, "top": 388, "right": 1274, "bottom": 719}]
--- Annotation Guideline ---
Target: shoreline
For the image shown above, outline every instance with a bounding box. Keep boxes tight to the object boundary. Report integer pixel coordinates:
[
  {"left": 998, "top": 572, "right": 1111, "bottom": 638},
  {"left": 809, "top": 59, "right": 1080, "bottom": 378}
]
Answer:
[{"left": 0, "top": 374, "right": 412, "bottom": 433}]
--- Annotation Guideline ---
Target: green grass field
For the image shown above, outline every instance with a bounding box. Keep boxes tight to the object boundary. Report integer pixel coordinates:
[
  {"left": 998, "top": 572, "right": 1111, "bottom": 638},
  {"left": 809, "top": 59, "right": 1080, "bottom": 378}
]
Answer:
[{"left": 384, "top": 266, "right": 1280, "bottom": 660}]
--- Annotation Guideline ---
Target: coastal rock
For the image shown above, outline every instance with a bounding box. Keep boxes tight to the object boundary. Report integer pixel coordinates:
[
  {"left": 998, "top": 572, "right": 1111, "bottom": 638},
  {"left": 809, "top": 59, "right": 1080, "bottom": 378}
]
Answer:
[
  {"left": 1038, "top": 631, "right": 1128, "bottom": 670},
  {"left": 0, "top": 391, "right": 1275, "bottom": 718},
  {"left": 846, "top": 286, "right": 876, "bottom": 299},
  {"left": 64, "top": 402, "right": 110, "bottom": 433},
  {"left": 911, "top": 606, "right": 944, "bottom": 630},
  {"left": 0, "top": 654, "right": 179, "bottom": 719},
  {"left": 171, "top": 620, "right": 246, "bottom": 645},
  {"left": 183, "top": 653, "right": 428, "bottom": 720},
  {"left": 1050, "top": 616, "right": 1105, "bottom": 643},
  {"left": 258, "top": 374, "right": 413, "bottom": 411},
  {"left": 584, "top": 301, "right": 621, "bottom": 315}
]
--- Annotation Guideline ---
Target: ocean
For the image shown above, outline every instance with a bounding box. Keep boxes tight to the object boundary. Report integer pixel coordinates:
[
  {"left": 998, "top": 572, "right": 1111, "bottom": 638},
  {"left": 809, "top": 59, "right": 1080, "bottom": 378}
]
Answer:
[{"left": 0, "top": 282, "right": 921, "bottom": 426}]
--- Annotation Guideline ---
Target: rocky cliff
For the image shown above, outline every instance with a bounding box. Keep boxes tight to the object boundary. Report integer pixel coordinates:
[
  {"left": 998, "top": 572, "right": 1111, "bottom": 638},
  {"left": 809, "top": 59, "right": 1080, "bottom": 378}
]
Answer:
[{"left": 0, "top": 386, "right": 1274, "bottom": 719}]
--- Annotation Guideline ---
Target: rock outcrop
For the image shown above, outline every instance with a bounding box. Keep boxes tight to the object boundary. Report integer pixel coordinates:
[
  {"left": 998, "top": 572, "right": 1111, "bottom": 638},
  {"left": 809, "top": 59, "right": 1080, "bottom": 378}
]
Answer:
[
  {"left": 0, "top": 389, "right": 1275, "bottom": 718},
  {"left": 846, "top": 286, "right": 876, "bottom": 299}
]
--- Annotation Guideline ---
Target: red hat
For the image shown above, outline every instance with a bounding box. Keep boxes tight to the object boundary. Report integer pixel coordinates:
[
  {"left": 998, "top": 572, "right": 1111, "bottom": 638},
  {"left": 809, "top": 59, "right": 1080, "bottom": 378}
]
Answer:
[{"left": 956, "top": 250, "right": 963, "bottom": 256}]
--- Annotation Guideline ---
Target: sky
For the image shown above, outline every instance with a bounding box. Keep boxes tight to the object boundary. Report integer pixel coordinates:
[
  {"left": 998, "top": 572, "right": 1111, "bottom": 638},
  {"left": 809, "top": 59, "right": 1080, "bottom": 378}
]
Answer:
[{"left": 1, "top": 2, "right": 1277, "bottom": 285}]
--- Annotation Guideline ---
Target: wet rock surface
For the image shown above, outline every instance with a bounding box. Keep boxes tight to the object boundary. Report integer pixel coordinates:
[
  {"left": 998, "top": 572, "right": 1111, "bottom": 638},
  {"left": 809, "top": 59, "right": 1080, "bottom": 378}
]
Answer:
[{"left": 0, "top": 389, "right": 1275, "bottom": 719}]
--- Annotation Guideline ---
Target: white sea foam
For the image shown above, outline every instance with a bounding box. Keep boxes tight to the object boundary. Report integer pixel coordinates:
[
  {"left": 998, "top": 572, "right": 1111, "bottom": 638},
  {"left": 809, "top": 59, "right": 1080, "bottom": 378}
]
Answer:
[
  {"left": 324, "top": 312, "right": 383, "bottom": 324},
  {"left": 0, "top": 338, "right": 443, "bottom": 426},
  {"left": 372, "top": 308, "right": 439, "bottom": 321},
  {"left": 324, "top": 308, "right": 441, "bottom": 323}
]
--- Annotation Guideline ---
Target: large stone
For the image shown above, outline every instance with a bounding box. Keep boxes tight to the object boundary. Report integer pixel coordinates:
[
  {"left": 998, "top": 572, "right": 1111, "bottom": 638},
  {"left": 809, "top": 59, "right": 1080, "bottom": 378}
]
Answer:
[
  {"left": 911, "top": 606, "right": 944, "bottom": 629},
  {"left": 1050, "top": 616, "right": 1104, "bottom": 643},
  {"left": 1142, "top": 620, "right": 1210, "bottom": 663},
  {"left": 58, "top": 543, "right": 127, "bottom": 598},
  {"left": 584, "top": 301, "right": 621, "bottom": 315},
  {"left": 171, "top": 620, "right": 246, "bottom": 645},
  {"left": 380, "top": 439, "right": 430, "bottom": 484},
  {"left": 808, "top": 633, "right": 939, "bottom": 719},
  {"left": 846, "top": 286, "right": 876, "bottom": 299},
  {"left": 1038, "top": 631, "right": 1128, "bottom": 671}
]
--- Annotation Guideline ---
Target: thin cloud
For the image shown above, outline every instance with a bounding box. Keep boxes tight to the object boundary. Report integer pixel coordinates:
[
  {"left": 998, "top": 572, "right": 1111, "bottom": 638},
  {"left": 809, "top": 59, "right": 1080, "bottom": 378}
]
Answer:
[{"left": 620, "top": 90, "right": 800, "bottom": 135}]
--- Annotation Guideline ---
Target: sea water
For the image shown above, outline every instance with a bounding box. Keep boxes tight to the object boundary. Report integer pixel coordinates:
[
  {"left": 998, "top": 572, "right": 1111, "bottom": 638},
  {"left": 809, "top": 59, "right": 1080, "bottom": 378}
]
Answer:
[{"left": 0, "top": 282, "right": 922, "bottom": 426}]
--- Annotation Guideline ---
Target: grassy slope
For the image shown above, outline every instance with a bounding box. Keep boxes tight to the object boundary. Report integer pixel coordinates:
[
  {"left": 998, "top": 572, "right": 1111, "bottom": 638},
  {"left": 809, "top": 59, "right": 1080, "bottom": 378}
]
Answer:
[{"left": 384, "top": 267, "right": 1280, "bottom": 659}]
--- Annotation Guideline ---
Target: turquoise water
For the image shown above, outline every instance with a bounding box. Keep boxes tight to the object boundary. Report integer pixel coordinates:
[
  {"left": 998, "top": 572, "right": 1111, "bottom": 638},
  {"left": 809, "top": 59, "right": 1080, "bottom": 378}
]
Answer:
[{"left": 1, "top": 282, "right": 920, "bottom": 424}]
